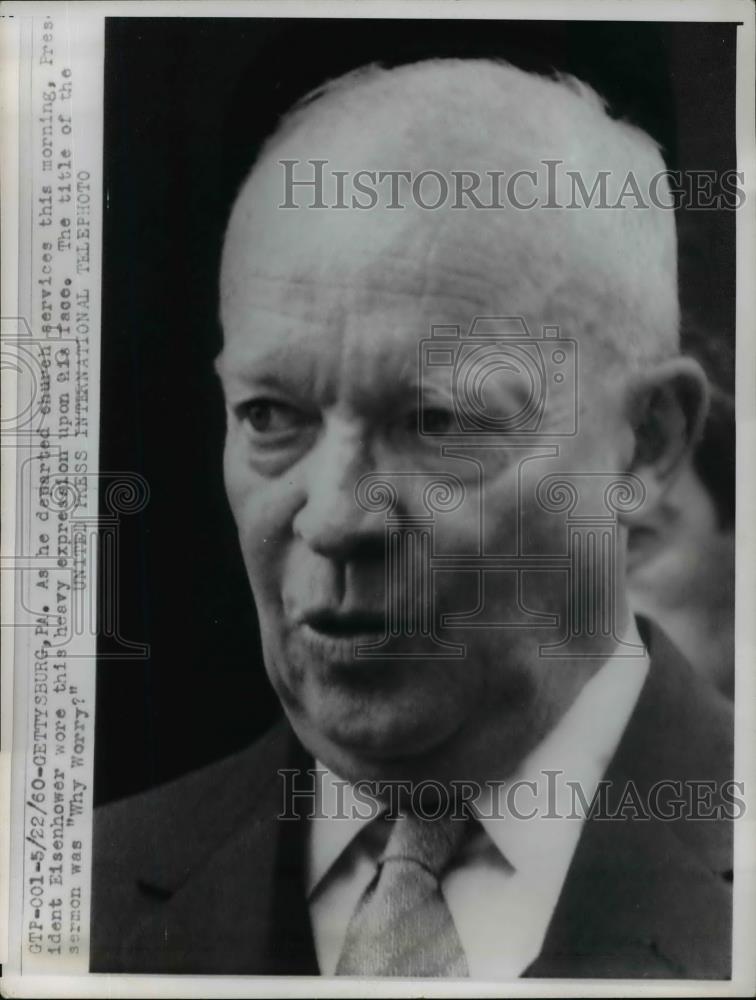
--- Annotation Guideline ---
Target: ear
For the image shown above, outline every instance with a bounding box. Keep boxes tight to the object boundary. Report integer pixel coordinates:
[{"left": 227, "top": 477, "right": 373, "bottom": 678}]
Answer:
[{"left": 622, "top": 356, "right": 709, "bottom": 520}]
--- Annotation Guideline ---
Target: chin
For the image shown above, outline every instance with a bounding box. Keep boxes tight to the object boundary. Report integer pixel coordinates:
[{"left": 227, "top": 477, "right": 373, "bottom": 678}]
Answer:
[{"left": 285, "top": 688, "right": 468, "bottom": 777}]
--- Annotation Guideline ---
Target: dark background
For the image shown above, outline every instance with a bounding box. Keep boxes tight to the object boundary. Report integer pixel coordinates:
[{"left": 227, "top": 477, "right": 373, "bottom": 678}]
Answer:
[{"left": 95, "top": 17, "right": 737, "bottom": 805}]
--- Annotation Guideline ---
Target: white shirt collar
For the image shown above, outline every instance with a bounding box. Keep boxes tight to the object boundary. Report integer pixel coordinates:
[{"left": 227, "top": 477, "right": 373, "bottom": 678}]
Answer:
[
  {"left": 307, "top": 622, "right": 650, "bottom": 896},
  {"left": 472, "top": 626, "right": 649, "bottom": 878},
  {"left": 307, "top": 768, "right": 383, "bottom": 894}
]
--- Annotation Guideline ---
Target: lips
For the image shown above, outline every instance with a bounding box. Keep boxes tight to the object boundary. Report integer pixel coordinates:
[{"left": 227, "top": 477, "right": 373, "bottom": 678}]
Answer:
[
  {"left": 292, "top": 608, "right": 388, "bottom": 666},
  {"left": 301, "top": 608, "right": 386, "bottom": 637}
]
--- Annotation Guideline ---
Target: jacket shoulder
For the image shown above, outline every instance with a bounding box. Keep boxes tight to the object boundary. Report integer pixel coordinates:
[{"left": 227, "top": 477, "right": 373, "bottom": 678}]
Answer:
[{"left": 90, "top": 719, "right": 290, "bottom": 970}]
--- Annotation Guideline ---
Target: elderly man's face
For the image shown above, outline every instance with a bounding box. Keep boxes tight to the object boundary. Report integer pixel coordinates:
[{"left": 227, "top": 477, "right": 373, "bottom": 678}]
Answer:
[{"left": 217, "top": 171, "right": 635, "bottom": 783}]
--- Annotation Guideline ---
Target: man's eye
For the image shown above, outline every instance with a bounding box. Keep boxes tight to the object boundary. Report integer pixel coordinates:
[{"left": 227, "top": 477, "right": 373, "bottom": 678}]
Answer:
[
  {"left": 240, "top": 399, "right": 305, "bottom": 435},
  {"left": 416, "top": 406, "right": 456, "bottom": 435}
]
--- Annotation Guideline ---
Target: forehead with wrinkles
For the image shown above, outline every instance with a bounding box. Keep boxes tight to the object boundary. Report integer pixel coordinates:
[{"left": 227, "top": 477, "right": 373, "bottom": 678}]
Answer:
[{"left": 219, "top": 59, "right": 679, "bottom": 370}]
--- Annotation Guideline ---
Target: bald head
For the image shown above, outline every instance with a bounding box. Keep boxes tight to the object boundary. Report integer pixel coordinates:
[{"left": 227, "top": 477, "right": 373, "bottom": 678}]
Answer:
[{"left": 221, "top": 59, "right": 680, "bottom": 372}]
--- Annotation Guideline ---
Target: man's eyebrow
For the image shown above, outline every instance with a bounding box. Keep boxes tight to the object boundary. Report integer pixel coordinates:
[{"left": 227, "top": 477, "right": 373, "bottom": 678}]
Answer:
[{"left": 214, "top": 344, "right": 296, "bottom": 382}]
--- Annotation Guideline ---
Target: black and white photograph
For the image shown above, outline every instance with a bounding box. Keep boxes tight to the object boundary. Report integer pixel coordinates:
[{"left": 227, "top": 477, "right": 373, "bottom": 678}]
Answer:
[{"left": 1, "top": 2, "right": 755, "bottom": 996}]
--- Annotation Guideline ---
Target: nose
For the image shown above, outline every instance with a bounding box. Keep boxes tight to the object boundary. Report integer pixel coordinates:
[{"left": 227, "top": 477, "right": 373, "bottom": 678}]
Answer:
[{"left": 292, "top": 418, "right": 385, "bottom": 562}]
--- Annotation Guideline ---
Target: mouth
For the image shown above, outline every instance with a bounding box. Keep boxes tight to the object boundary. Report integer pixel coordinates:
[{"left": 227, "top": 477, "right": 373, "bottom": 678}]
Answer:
[
  {"left": 304, "top": 609, "right": 386, "bottom": 636},
  {"left": 294, "top": 609, "right": 387, "bottom": 665}
]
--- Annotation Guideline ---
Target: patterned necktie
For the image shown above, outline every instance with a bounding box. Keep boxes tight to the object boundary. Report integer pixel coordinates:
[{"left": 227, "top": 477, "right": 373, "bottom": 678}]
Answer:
[{"left": 335, "top": 811, "right": 469, "bottom": 977}]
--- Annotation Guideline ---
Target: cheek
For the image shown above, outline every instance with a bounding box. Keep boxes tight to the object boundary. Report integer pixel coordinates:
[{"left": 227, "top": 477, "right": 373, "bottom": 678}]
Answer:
[{"left": 223, "top": 437, "right": 299, "bottom": 585}]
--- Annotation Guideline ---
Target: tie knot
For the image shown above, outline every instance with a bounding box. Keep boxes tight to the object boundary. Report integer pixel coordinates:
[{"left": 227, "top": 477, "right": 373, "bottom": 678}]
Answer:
[{"left": 379, "top": 812, "right": 468, "bottom": 879}]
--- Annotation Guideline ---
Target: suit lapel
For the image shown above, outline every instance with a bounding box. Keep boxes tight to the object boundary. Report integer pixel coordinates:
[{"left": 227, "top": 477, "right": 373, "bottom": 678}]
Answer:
[{"left": 526, "top": 621, "right": 733, "bottom": 979}]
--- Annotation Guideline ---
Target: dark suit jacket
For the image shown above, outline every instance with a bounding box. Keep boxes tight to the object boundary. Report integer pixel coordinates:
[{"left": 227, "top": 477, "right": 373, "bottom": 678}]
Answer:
[{"left": 91, "top": 623, "right": 734, "bottom": 978}]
